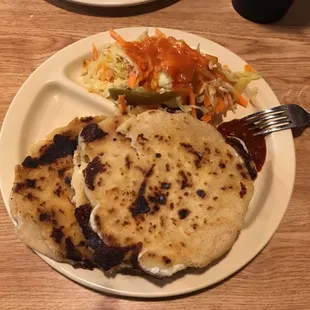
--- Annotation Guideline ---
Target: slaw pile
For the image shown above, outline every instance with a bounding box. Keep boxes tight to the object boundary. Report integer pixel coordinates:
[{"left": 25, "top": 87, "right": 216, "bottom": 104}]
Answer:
[{"left": 81, "top": 29, "right": 261, "bottom": 122}]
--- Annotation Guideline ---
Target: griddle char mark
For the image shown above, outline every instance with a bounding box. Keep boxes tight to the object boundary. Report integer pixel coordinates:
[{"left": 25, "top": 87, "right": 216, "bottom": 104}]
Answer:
[
  {"left": 80, "top": 116, "right": 94, "bottom": 123},
  {"left": 80, "top": 123, "right": 107, "bottom": 143},
  {"left": 75, "top": 203, "right": 95, "bottom": 239},
  {"left": 22, "top": 134, "right": 77, "bottom": 168},
  {"left": 180, "top": 143, "right": 203, "bottom": 168},
  {"left": 75, "top": 204, "right": 142, "bottom": 271},
  {"left": 129, "top": 164, "right": 155, "bottom": 218},
  {"left": 65, "top": 238, "right": 82, "bottom": 261},
  {"left": 13, "top": 179, "right": 36, "bottom": 193},
  {"left": 88, "top": 235, "right": 142, "bottom": 271},
  {"left": 178, "top": 170, "right": 192, "bottom": 190},
  {"left": 83, "top": 156, "right": 107, "bottom": 190}
]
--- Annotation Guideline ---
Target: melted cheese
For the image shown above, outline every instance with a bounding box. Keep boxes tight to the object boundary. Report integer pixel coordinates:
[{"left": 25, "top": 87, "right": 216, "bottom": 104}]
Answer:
[
  {"left": 138, "top": 251, "right": 186, "bottom": 277},
  {"left": 71, "top": 149, "right": 88, "bottom": 207}
]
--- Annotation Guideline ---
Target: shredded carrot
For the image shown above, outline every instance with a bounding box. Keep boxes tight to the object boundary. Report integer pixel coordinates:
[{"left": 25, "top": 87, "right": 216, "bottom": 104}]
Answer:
[
  {"left": 189, "top": 88, "right": 197, "bottom": 118},
  {"left": 109, "top": 29, "right": 127, "bottom": 45},
  {"left": 244, "top": 64, "right": 254, "bottom": 72},
  {"left": 92, "top": 43, "right": 99, "bottom": 61},
  {"left": 105, "top": 67, "right": 114, "bottom": 82},
  {"left": 202, "top": 113, "right": 212, "bottom": 123},
  {"left": 237, "top": 94, "right": 248, "bottom": 107},
  {"left": 99, "top": 64, "right": 114, "bottom": 82},
  {"left": 223, "top": 64, "right": 228, "bottom": 69},
  {"left": 155, "top": 28, "right": 166, "bottom": 38},
  {"left": 83, "top": 59, "right": 91, "bottom": 68},
  {"left": 215, "top": 97, "right": 226, "bottom": 113},
  {"left": 203, "top": 95, "right": 211, "bottom": 108},
  {"left": 128, "top": 71, "right": 137, "bottom": 89},
  {"left": 118, "top": 95, "right": 127, "bottom": 112}
]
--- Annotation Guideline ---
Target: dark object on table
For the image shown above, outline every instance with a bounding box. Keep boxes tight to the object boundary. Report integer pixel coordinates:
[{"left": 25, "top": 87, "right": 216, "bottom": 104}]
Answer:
[{"left": 232, "top": 0, "right": 294, "bottom": 24}]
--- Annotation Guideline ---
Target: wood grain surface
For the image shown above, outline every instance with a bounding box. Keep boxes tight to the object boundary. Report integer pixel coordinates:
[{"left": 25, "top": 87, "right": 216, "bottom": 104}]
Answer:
[{"left": 1, "top": 0, "right": 310, "bottom": 309}]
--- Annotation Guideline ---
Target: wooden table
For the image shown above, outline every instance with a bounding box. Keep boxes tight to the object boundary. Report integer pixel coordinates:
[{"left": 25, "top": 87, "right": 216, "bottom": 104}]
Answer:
[{"left": 1, "top": 0, "right": 310, "bottom": 309}]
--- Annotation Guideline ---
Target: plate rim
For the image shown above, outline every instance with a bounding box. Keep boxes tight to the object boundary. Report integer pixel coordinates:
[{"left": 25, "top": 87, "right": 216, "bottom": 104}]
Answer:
[
  {"left": 66, "top": 0, "right": 155, "bottom": 8},
  {"left": 0, "top": 27, "right": 296, "bottom": 298}
]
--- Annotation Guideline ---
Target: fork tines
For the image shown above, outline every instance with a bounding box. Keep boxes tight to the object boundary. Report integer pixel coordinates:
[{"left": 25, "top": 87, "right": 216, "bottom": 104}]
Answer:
[{"left": 243, "top": 105, "right": 293, "bottom": 136}]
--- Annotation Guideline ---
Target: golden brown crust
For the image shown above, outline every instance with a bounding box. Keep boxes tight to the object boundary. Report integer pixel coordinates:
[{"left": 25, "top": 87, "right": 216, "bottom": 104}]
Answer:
[
  {"left": 78, "top": 111, "right": 254, "bottom": 276},
  {"left": 10, "top": 116, "right": 105, "bottom": 264}
]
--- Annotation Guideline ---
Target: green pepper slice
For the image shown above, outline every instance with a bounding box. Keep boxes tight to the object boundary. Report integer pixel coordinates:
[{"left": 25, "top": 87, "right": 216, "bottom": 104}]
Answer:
[{"left": 109, "top": 88, "right": 179, "bottom": 105}]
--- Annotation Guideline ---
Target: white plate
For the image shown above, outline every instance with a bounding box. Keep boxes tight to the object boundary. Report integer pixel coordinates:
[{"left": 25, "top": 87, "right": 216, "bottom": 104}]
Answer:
[
  {"left": 0, "top": 27, "right": 295, "bottom": 298},
  {"left": 66, "top": 0, "right": 155, "bottom": 7}
]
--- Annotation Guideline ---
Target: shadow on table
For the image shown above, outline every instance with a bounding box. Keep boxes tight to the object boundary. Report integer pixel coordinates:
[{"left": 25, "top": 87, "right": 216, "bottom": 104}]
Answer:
[
  {"left": 60, "top": 245, "right": 261, "bottom": 301},
  {"left": 292, "top": 126, "right": 308, "bottom": 138},
  {"left": 45, "top": 0, "right": 180, "bottom": 17},
  {"left": 65, "top": 252, "right": 238, "bottom": 301},
  {"left": 277, "top": 0, "right": 310, "bottom": 26},
  {"left": 84, "top": 252, "right": 254, "bottom": 301}
]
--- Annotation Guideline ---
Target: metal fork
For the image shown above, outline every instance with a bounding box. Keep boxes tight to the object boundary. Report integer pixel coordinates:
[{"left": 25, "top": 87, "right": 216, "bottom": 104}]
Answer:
[{"left": 242, "top": 104, "right": 310, "bottom": 136}]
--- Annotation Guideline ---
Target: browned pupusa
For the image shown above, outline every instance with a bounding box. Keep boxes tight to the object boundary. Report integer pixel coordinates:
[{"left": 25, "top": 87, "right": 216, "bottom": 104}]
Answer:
[
  {"left": 78, "top": 110, "right": 254, "bottom": 277},
  {"left": 10, "top": 116, "right": 104, "bottom": 265},
  {"left": 72, "top": 115, "right": 142, "bottom": 272}
]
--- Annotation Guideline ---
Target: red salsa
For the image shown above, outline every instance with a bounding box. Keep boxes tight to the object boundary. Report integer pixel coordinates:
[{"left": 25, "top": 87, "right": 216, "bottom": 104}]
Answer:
[
  {"left": 119, "top": 36, "right": 217, "bottom": 91},
  {"left": 217, "top": 119, "right": 266, "bottom": 171}
]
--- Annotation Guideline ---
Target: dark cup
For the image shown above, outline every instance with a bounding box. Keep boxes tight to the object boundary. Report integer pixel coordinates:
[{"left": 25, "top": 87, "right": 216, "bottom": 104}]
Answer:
[{"left": 232, "top": 0, "right": 294, "bottom": 24}]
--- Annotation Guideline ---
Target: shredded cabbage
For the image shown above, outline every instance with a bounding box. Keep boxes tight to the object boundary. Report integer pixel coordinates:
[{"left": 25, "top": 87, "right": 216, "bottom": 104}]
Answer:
[
  {"left": 81, "top": 30, "right": 263, "bottom": 123},
  {"left": 177, "top": 101, "right": 212, "bottom": 114},
  {"left": 80, "top": 43, "right": 135, "bottom": 97}
]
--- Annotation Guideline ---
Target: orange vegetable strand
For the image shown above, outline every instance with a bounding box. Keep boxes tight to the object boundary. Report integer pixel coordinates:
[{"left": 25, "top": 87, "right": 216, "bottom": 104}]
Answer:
[
  {"left": 128, "top": 71, "right": 137, "bottom": 89},
  {"left": 203, "top": 95, "right": 211, "bottom": 108},
  {"left": 155, "top": 28, "right": 166, "bottom": 38},
  {"left": 244, "top": 64, "right": 254, "bottom": 72},
  {"left": 92, "top": 43, "right": 99, "bottom": 61},
  {"left": 109, "top": 29, "right": 127, "bottom": 45},
  {"left": 215, "top": 97, "right": 226, "bottom": 113},
  {"left": 202, "top": 113, "right": 212, "bottom": 123},
  {"left": 237, "top": 94, "right": 248, "bottom": 107},
  {"left": 118, "top": 95, "right": 127, "bottom": 112},
  {"left": 83, "top": 59, "right": 91, "bottom": 68}
]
